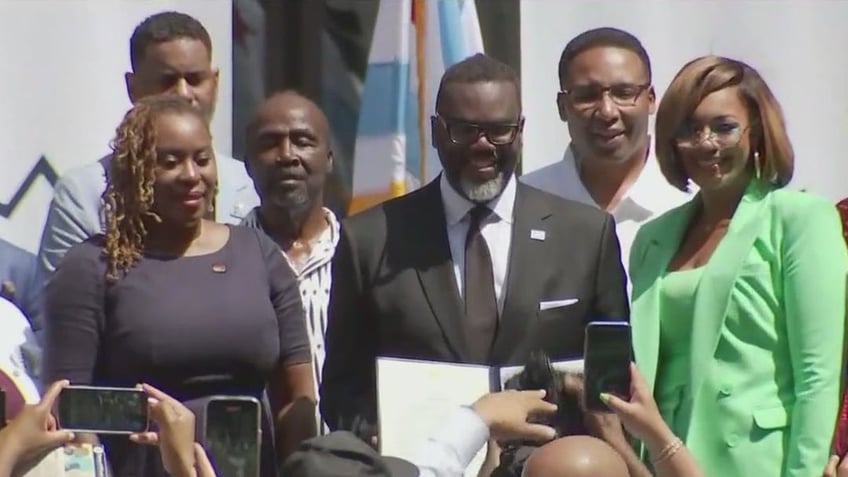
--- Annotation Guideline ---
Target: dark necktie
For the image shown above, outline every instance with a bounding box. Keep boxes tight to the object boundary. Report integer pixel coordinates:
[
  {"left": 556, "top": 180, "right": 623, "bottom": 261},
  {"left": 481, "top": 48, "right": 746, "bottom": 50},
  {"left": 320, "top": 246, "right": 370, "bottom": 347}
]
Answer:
[{"left": 464, "top": 205, "right": 499, "bottom": 362}]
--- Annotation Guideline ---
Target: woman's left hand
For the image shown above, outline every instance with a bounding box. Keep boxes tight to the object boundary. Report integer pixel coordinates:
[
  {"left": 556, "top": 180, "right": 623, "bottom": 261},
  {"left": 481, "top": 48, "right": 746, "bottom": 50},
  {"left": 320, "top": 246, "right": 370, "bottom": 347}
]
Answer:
[
  {"left": 824, "top": 454, "right": 848, "bottom": 477},
  {"left": 129, "top": 384, "right": 196, "bottom": 476}
]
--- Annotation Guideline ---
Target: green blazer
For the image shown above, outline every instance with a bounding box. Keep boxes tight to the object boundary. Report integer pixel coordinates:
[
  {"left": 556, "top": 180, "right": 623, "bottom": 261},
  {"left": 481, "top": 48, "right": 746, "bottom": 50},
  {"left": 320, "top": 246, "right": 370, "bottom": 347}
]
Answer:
[{"left": 630, "top": 180, "right": 848, "bottom": 477}]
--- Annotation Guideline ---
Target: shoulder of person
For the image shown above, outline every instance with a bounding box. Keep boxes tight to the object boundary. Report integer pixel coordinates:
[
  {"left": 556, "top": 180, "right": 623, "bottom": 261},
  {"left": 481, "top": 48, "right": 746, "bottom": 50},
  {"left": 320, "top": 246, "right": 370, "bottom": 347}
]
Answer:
[
  {"left": 519, "top": 160, "right": 567, "bottom": 188},
  {"left": 344, "top": 182, "right": 437, "bottom": 233},
  {"left": 769, "top": 186, "right": 834, "bottom": 214},
  {"left": 60, "top": 235, "right": 107, "bottom": 268},
  {"left": 635, "top": 198, "right": 695, "bottom": 241},
  {"left": 519, "top": 182, "right": 608, "bottom": 225},
  {"left": 0, "top": 238, "right": 36, "bottom": 268},
  {"left": 214, "top": 153, "right": 252, "bottom": 187},
  {"left": 229, "top": 222, "right": 271, "bottom": 245},
  {"left": 215, "top": 153, "right": 247, "bottom": 172},
  {"left": 53, "top": 156, "right": 109, "bottom": 197},
  {"left": 767, "top": 187, "right": 841, "bottom": 231}
]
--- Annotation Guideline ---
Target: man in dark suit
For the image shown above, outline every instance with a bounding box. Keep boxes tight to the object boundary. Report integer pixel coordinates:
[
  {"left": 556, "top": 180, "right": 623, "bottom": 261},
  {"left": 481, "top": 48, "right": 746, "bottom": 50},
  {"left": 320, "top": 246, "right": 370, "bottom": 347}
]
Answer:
[{"left": 320, "top": 54, "right": 628, "bottom": 437}]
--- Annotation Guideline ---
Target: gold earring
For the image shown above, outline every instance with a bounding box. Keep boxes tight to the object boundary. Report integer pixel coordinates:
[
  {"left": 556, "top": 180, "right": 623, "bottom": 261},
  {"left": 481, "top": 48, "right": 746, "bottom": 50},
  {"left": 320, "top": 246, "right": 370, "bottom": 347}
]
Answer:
[
  {"left": 754, "top": 151, "right": 762, "bottom": 180},
  {"left": 207, "top": 186, "right": 218, "bottom": 214}
]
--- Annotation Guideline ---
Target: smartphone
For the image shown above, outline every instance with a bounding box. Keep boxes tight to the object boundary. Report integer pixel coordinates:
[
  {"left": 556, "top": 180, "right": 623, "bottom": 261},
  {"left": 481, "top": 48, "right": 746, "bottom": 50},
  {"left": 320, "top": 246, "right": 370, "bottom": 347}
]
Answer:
[
  {"left": 584, "top": 321, "right": 632, "bottom": 411},
  {"left": 202, "top": 396, "right": 261, "bottom": 477},
  {"left": 57, "top": 386, "right": 148, "bottom": 434}
]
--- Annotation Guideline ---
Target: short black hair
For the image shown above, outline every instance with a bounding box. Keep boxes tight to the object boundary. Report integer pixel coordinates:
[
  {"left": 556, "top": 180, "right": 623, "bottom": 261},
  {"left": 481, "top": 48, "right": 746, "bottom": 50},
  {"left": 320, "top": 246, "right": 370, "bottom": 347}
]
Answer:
[
  {"left": 557, "top": 27, "right": 651, "bottom": 87},
  {"left": 435, "top": 53, "right": 521, "bottom": 112},
  {"left": 129, "top": 11, "right": 213, "bottom": 70}
]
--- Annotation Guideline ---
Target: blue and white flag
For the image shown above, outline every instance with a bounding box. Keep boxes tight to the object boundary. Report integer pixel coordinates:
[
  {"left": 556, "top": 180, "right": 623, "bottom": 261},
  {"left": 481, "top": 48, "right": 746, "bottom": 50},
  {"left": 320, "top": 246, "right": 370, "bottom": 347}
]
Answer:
[{"left": 350, "top": 0, "right": 484, "bottom": 213}]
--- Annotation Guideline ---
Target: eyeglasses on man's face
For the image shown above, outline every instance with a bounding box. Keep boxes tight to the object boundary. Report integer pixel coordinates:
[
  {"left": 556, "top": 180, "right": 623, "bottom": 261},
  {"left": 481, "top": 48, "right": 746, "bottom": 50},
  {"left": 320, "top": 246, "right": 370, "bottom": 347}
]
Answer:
[
  {"left": 435, "top": 115, "right": 521, "bottom": 146},
  {"left": 559, "top": 83, "right": 651, "bottom": 110}
]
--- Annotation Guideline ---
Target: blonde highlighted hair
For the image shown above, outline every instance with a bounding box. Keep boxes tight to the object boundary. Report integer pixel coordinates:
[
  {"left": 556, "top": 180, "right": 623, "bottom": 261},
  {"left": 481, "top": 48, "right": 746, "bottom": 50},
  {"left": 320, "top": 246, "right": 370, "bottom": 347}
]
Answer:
[{"left": 655, "top": 55, "right": 794, "bottom": 192}]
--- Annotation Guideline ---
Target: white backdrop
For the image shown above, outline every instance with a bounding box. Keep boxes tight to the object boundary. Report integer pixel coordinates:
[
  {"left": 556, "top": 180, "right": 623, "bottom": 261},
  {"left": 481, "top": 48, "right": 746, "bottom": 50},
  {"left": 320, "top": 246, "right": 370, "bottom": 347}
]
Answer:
[
  {"left": 0, "top": 0, "right": 232, "bottom": 255},
  {"left": 520, "top": 0, "right": 848, "bottom": 201}
]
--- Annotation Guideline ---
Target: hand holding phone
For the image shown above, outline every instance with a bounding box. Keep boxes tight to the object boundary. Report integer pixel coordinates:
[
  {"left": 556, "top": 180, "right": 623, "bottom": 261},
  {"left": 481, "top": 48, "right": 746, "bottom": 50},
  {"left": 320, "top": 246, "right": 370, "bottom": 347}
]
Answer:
[
  {"left": 129, "top": 383, "right": 198, "bottom": 477},
  {"left": 584, "top": 321, "right": 632, "bottom": 412},
  {"left": 200, "top": 396, "right": 261, "bottom": 477},
  {"left": 57, "top": 386, "right": 148, "bottom": 434},
  {"left": 0, "top": 380, "right": 74, "bottom": 464}
]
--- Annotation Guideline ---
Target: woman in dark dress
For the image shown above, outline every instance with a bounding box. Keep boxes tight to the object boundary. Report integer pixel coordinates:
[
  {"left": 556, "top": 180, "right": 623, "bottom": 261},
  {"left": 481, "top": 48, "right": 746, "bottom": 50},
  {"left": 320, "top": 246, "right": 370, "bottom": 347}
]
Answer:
[{"left": 44, "top": 95, "right": 315, "bottom": 477}]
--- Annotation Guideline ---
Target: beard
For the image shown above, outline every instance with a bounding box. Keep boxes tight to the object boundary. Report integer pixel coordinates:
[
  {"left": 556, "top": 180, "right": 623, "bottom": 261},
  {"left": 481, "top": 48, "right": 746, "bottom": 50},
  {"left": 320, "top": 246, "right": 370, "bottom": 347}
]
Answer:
[{"left": 459, "top": 171, "right": 506, "bottom": 203}]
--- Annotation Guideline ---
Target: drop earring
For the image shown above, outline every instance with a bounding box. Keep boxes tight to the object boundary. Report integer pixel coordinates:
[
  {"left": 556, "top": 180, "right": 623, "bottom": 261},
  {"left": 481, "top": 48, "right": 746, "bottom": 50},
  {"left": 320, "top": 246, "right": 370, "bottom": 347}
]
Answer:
[{"left": 754, "top": 151, "right": 762, "bottom": 180}]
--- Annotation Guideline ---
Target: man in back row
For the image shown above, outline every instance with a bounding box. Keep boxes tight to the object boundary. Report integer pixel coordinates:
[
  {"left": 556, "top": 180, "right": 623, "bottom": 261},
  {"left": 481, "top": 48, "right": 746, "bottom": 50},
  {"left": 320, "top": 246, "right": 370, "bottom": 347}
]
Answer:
[
  {"left": 36, "top": 11, "right": 258, "bottom": 334},
  {"left": 522, "top": 27, "right": 690, "bottom": 269}
]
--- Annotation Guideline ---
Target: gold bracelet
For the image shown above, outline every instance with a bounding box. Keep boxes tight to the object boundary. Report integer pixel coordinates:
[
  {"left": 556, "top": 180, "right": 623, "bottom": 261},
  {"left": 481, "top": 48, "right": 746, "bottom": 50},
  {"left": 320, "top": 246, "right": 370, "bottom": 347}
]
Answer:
[{"left": 651, "top": 437, "right": 684, "bottom": 466}]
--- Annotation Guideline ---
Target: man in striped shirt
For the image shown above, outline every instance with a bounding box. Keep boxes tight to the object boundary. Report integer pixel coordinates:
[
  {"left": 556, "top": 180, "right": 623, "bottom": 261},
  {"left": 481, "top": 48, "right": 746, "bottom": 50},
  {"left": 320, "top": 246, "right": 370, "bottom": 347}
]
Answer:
[{"left": 241, "top": 91, "right": 339, "bottom": 434}]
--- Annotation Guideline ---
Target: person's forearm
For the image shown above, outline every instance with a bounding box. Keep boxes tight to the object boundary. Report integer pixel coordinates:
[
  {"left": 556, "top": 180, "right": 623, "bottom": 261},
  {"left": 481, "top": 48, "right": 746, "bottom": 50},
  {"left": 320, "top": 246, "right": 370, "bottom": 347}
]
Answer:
[
  {"left": 0, "top": 432, "right": 20, "bottom": 477},
  {"left": 603, "top": 432, "right": 653, "bottom": 477},
  {"left": 164, "top": 451, "right": 198, "bottom": 477},
  {"left": 644, "top": 427, "right": 705, "bottom": 477},
  {"left": 275, "top": 396, "right": 317, "bottom": 462}
]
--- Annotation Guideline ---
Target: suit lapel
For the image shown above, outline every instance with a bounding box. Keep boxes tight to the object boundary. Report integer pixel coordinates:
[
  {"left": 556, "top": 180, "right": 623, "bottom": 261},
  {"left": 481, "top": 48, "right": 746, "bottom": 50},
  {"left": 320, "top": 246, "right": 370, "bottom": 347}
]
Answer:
[
  {"left": 412, "top": 181, "right": 468, "bottom": 361},
  {"left": 631, "top": 200, "right": 698, "bottom": 391},
  {"left": 688, "top": 181, "right": 770, "bottom": 397},
  {"left": 490, "top": 184, "right": 553, "bottom": 363}
]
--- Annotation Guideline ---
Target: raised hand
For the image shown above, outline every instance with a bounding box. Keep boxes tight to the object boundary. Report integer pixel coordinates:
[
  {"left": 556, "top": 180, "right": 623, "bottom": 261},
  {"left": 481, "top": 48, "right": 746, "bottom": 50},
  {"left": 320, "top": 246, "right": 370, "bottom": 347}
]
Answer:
[{"left": 471, "top": 389, "right": 558, "bottom": 442}]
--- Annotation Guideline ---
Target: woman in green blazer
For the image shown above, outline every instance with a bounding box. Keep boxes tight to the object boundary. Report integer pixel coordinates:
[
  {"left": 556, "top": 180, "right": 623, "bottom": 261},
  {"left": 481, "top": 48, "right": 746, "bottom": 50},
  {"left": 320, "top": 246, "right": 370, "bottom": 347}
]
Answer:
[{"left": 629, "top": 55, "right": 847, "bottom": 477}]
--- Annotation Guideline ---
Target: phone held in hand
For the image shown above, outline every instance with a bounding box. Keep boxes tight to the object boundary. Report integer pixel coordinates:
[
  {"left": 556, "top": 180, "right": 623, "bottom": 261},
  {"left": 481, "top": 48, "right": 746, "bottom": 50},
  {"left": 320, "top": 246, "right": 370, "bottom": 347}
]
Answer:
[
  {"left": 200, "top": 396, "right": 262, "bottom": 477},
  {"left": 56, "top": 386, "right": 148, "bottom": 434},
  {"left": 584, "top": 321, "right": 632, "bottom": 412}
]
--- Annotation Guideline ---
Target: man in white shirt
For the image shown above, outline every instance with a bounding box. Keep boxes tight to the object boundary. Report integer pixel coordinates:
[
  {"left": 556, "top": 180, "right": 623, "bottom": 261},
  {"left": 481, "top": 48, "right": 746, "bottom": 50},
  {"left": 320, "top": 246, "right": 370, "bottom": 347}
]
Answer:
[
  {"left": 521, "top": 28, "right": 690, "bottom": 270},
  {"left": 37, "top": 11, "right": 258, "bottom": 289}
]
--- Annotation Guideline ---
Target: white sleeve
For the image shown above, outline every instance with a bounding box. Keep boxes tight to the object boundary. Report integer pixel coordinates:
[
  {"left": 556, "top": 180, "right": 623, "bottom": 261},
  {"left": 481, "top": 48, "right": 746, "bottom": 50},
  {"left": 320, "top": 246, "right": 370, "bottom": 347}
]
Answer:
[{"left": 413, "top": 406, "right": 490, "bottom": 477}]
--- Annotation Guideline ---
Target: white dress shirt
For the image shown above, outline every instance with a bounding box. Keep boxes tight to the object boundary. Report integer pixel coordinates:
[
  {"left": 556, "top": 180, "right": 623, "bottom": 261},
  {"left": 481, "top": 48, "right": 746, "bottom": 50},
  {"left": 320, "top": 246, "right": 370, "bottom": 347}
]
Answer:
[
  {"left": 520, "top": 145, "right": 691, "bottom": 273},
  {"left": 439, "top": 173, "right": 516, "bottom": 311},
  {"left": 413, "top": 406, "right": 491, "bottom": 477}
]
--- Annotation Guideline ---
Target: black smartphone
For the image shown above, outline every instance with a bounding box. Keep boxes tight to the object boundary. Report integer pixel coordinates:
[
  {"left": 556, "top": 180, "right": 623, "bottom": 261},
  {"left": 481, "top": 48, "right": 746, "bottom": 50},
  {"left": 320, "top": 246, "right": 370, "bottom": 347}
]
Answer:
[
  {"left": 202, "top": 396, "right": 261, "bottom": 477},
  {"left": 584, "top": 321, "right": 632, "bottom": 411},
  {"left": 57, "top": 386, "right": 148, "bottom": 434}
]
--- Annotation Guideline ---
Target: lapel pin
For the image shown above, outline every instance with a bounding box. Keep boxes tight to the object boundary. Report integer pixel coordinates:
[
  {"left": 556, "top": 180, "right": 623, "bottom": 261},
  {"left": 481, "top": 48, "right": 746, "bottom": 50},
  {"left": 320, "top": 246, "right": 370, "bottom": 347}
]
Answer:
[
  {"left": 530, "top": 229, "right": 546, "bottom": 241},
  {"left": 212, "top": 263, "right": 227, "bottom": 273}
]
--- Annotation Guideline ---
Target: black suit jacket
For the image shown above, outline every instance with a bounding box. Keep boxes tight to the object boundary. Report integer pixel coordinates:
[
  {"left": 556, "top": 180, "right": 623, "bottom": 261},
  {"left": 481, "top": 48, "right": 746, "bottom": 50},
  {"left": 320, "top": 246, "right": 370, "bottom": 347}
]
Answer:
[{"left": 320, "top": 178, "right": 629, "bottom": 432}]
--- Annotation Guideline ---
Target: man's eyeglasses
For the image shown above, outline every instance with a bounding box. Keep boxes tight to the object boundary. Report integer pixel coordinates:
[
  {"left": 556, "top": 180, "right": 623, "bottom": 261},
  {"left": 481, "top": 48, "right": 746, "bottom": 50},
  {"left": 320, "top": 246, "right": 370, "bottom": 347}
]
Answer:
[
  {"left": 435, "top": 115, "right": 521, "bottom": 146},
  {"left": 674, "top": 122, "right": 749, "bottom": 150},
  {"left": 559, "top": 83, "right": 651, "bottom": 109}
]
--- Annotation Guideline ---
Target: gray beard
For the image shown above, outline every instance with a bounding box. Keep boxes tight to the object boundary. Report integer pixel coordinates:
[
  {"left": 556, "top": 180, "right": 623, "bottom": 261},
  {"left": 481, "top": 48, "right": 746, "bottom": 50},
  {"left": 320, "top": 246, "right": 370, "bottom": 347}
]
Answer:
[{"left": 460, "top": 172, "right": 506, "bottom": 203}]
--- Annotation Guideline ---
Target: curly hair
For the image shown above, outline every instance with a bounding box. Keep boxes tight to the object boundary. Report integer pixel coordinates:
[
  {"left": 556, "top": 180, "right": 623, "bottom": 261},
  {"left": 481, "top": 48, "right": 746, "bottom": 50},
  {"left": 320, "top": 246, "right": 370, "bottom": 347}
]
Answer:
[{"left": 102, "top": 95, "right": 208, "bottom": 282}]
